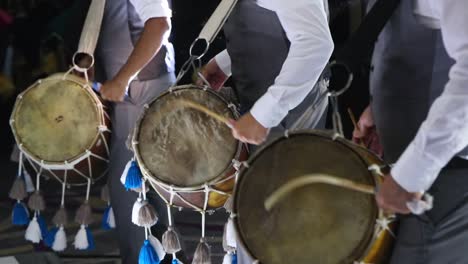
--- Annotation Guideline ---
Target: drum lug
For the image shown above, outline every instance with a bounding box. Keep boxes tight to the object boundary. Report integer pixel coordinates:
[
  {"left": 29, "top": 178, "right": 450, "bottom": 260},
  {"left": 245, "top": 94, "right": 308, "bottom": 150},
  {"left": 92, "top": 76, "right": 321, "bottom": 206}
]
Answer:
[
  {"left": 375, "top": 215, "right": 396, "bottom": 238},
  {"left": 232, "top": 159, "right": 249, "bottom": 171}
]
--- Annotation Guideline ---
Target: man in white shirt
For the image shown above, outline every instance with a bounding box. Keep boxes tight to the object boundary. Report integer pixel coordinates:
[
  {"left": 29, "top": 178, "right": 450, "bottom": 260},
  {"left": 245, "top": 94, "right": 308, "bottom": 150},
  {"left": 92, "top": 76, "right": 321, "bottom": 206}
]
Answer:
[
  {"left": 354, "top": 0, "right": 468, "bottom": 262},
  {"left": 199, "top": 0, "right": 334, "bottom": 145},
  {"left": 97, "top": 0, "right": 177, "bottom": 263},
  {"left": 199, "top": 0, "right": 333, "bottom": 262}
]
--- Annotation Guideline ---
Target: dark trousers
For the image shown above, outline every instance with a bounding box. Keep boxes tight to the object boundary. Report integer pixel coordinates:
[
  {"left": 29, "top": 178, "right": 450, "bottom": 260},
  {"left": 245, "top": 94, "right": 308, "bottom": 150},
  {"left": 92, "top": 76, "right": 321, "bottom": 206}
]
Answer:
[
  {"left": 390, "top": 167, "right": 468, "bottom": 264},
  {"left": 108, "top": 74, "right": 176, "bottom": 264}
]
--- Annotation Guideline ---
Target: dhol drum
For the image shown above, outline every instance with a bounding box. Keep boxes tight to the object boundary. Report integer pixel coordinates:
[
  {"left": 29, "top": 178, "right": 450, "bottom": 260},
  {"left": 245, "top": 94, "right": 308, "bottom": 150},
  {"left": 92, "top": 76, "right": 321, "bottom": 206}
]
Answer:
[
  {"left": 233, "top": 130, "right": 395, "bottom": 264},
  {"left": 10, "top": 72, "right": 110, "bottom": 185},
  {"left": 132, "top": 84, "right": 248, "bottom": 210}
]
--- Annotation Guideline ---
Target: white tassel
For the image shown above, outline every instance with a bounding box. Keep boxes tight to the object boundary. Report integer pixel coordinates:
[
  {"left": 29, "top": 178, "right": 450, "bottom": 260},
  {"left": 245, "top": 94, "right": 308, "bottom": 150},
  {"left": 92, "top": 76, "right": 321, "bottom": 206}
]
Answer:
[
  {"left": 131, "top": 197, "right": 143, "bottom": 225},
  {"left": 148, "top": 235, "right": 166, "bottom": 261},
  {"left": 23, "top": 169, "right": 35, "bottom": 193},
  {"left": 107, "top": 207, "right": 116, "bottom": 228},
  {"left": 74, "top": 225, "right": 89, "bottom": 250},
  {"left": 25, "top": 216, "right": 41, "bottom": 243},
  {"left": 52, "top": 226, "right": 67, "bottom": 252},
  {"left": 225, "top": 217, "right": 237, "bottom": 249},
  {"left": 222, "top": 253, "right": 233, "bottom": 264},
  {"left": 120, "top": 160, "right": 133, "bottom": 185}
]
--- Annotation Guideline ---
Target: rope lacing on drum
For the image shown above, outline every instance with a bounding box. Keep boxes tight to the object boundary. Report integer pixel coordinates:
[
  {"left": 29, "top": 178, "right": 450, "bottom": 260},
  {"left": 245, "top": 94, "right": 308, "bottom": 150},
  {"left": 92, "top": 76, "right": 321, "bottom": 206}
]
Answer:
[
  {"left": 368, "top": 164, "right": 384, "bottom": 177},
  {"left": 227, "top": 103, "right": 237, "bottom": 111},
  {"left": 232, "top": 159, "right": 249, "bottom": 171},
  {"left": 375, "top": 215, "right": 396, "bottom": 238}
]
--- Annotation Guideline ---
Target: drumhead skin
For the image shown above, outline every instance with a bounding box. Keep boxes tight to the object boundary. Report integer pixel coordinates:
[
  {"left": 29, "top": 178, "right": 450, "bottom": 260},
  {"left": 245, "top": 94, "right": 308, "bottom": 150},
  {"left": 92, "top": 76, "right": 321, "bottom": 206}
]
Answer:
[
  {"left": 136, "top": 86, "right": 238, "bottom": 187},
  {"left": 12, "top": 74, "right": 101, "bottom": 163},
  {"left": 234, "top": 132, "right": 378, "bottom": 264}
]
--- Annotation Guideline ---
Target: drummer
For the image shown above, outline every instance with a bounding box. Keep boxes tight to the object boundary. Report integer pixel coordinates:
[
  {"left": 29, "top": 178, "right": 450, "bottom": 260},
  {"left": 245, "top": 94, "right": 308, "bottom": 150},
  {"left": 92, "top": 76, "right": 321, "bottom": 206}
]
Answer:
[
  {"left": 354, "top": 0, "right": 468, "bottom": 262},
  {"left": 198, "top": 0, "right": 333, "bottom": 146},
  {"left": 96, "top": 0, "right": 177, "bottom": 263},
  {"left": 198, "top": 0, "right": 333, "bottom": 262}
]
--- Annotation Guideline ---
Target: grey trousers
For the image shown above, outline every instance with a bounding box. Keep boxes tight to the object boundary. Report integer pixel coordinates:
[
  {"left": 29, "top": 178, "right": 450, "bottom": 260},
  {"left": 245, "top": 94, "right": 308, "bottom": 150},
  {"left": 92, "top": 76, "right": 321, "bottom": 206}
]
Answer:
[
  {"left": 107, "top": 73, "right": 175, "bottom": 264},
  {"left": 390, "top": 167, "right": 468, "bottom": 264}
]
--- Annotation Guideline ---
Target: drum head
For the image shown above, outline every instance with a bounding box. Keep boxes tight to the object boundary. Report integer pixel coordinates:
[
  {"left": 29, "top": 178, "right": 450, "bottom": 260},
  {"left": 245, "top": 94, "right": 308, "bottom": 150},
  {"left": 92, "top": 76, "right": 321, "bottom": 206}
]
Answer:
[
  {"left": 12, "top": 74, "right": 100, "bottom": 162},
  {"left": 136, "top": 86, "right": 237, "bottom": 187},
  {"left": 235, "top": 132, "right": 377, "bottom": 264}
]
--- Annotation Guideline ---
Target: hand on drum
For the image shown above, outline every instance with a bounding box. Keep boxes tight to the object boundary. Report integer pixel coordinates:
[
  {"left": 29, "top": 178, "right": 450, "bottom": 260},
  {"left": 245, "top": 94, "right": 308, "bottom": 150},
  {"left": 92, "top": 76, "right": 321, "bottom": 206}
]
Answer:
[
  {"left": 196, "top": 58, "right": 228, "bottom": 91},
  {"left": 352, "top": 105, "right": 383, "bottom": 157},
  {"left": 100, "top": 77, "right": 128, "bottom": 102},
  {"left": 229, "top": 112, "right": 269, "bottom": 145},
  {"left": 376, "top": 173, "right": 421, "bottom": 214}
]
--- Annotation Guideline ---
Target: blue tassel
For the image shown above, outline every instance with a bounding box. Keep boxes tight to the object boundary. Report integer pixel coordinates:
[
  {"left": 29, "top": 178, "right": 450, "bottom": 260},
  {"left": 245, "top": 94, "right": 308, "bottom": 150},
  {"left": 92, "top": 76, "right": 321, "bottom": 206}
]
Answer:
[
  {"left": 232, "top": 253, "right": 237, "bottom": 264},
  {"left": 101, "top": 206, "right": 111, "bottom": 230},
  {"left": 125, "top": 161, "right": 142, "bottom": 190},
  {"left": 12, "top": 201, "right": 30, "bottom": 226},
  {"left": 139, "top": 240, "right": 160, "bottom": 264},
  {"left": 44, "top": 227, "right": 59, "bottom": 247},
  {"left": 172, "top": 259, "right": 179, "bottom": 264},
  {"left": 86, "top": 227, "right": 95, "bottom": 250},
  {"left": 37, "top": 214, "right": 48, "bottom": 239}
]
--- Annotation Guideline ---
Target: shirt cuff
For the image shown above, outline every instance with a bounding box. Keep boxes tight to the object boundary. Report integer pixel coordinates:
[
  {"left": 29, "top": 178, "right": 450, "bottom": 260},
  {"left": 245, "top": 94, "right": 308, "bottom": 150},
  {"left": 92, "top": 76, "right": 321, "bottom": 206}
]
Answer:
[
  {"left": 250, "top": 91, "right": 289, "bottom": 128},
  {"left": 214, "top": 50, "right": 232, "bottom": 76},
  {"left": 137, "top": 2, "right": 172, "bottom": 23},
  {"left": 391, "top": 142, "right": 443, "bottom": 193}
]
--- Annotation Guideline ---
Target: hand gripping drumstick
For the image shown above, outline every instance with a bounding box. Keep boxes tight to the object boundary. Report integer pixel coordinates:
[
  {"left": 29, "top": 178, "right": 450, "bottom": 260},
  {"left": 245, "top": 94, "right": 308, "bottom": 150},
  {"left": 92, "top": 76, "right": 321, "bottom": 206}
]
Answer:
[
  {"left": 264, "top": 174, "right": 433, "bottom": 215},
  {"left": 348, "top": 108, "right": 366, "bottom": 148},
  {"left": 177, "top": 99, "right": 233, "bottom": 128}
]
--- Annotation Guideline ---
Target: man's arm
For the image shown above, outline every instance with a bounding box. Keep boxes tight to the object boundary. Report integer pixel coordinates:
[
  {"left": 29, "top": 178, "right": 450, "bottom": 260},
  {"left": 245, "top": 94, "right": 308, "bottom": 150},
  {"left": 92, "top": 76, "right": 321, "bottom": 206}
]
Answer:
[
  {"left": 390, "top": 0, "right": 468, "bottom": 193},
  {"left": 248, "top": 0, "right": 334, "bottom": 128},
  {"left": 230, "top": 0, "right": 334, "bottom": 144},
  {"left": 100, "top": 0, "right": 171, "bottom": 101},
  {"left": 196, "top": 50, "right": 231, "bottom": 90}
]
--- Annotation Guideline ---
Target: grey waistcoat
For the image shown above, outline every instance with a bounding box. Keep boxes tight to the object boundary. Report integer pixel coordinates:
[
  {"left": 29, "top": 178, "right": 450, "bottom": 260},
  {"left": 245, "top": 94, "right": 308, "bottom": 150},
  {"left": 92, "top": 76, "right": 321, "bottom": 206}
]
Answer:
[
  {"left": 98, "top": 0, "right": 175, "bottom": 81},
  {"left": 223, "top": 0, "right": 290, "bottom": 114},
  {"left": 369, "top": 0, "right": 456, "bottom": 163}
]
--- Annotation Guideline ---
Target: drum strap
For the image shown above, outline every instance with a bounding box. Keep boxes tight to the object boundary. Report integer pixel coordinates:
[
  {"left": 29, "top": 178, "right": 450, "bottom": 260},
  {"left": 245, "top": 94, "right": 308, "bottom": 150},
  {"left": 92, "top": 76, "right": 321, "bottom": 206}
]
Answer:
[
  {"left": 328, "top": 0, "right": 401, "bottom": 93},
  {"left": 73, "top": 0, "right": 107, "bottom": 73},
  {"left": 175, "top": 0, "right": 238, "bottom": 84},
  {"left": 198, "top": 0, "right": 238, "bottom": 45}
]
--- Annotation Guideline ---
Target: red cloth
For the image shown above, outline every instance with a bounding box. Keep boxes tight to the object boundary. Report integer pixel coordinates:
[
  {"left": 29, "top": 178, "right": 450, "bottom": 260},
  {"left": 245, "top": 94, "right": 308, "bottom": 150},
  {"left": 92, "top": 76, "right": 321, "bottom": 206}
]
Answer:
[{"left": 0, "top": 9, "right": 13, "bottom": 30}]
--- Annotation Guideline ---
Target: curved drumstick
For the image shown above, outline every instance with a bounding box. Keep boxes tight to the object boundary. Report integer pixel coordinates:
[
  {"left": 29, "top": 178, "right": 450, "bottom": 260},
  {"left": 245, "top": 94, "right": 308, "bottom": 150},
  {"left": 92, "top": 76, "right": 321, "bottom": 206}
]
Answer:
[
  {"left": 177, "top": 99, "right": 233, "bottom": 128},
  {"left": 264, "top": 174, "right": 375, "bottom": 211},
  {"left": 264, "top": 173, "right": 433, "bottom": 215}
]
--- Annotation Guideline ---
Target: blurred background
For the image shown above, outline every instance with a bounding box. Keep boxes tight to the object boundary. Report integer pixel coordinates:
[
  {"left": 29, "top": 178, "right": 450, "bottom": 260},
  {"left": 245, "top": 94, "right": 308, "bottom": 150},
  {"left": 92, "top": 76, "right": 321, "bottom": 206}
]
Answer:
[{"left": 0, "top": 0, "right": 370, "bottom": 263}]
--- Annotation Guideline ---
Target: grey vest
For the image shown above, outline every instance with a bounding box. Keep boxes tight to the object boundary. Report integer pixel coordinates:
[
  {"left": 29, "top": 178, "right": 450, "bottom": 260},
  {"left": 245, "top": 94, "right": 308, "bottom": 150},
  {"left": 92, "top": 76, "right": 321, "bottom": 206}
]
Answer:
[
  {"left": 369, "top": 0, "right": 455, "bottom": 163},
  {"left": 223, "top": 0, "right": 290, "bottom": 114},
  {"left": 98, "top": 0, "right": 175, "bottom": 81}
]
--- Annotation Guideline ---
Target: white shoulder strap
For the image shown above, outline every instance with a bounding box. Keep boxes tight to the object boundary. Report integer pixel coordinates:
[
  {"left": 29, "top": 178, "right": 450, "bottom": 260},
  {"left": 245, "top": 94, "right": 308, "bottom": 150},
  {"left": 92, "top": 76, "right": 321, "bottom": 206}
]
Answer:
[
  {"left": 74, "top": 0, "right": 106, "bottom": 70},
  {"left": 198, "top": 0, "right": 238, "bottom": 45}
]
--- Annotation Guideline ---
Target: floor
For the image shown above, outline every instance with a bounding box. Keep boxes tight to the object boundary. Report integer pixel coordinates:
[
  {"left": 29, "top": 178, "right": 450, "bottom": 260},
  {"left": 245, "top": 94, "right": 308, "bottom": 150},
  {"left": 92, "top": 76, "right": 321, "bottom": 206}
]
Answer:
[{"left": 0, "top": 147, "right": 228, "bottom": 264}]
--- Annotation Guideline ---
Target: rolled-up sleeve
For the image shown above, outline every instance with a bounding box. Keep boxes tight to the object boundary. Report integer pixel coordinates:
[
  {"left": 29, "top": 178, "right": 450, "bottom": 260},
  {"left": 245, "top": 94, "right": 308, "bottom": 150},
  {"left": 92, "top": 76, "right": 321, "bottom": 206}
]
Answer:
[
  {"left": 250, "top": 0, "right": 334, "bottom": 128},
  {"left": 392, "top": 0, "right": 468, "bottom": 192},
  {"left": 130, "top": 0, "right": 172, "bottom": 22},
  {"left": 214, "top": 49, "right": 232, "bottom": 76}
]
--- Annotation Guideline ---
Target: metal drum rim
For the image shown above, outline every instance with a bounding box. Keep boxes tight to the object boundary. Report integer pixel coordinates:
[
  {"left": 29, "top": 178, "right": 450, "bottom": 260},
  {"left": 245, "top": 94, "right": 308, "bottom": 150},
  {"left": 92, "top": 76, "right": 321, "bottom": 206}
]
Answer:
[
  {"left": 132, "top": 84, "right": 245, "bottom": 191},
  {"left": 10, "top": 73, "right": 107, "bottom": 169},
  {"left": 232, "top": 129, "right": 385, "bottom": 263}
]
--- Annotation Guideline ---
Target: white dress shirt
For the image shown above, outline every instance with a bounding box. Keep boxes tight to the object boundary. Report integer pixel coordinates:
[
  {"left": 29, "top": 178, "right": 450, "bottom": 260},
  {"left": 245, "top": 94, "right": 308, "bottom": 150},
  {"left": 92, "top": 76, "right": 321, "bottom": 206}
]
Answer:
[
  {"left": 129, "top": 0, "right": 172, "bottom": 22},
  {"left": 392, "top": 0, "right": 468, "bottom": 192},
  {"left": 215, "top": 0, "right": 334, "bottom": 128}
]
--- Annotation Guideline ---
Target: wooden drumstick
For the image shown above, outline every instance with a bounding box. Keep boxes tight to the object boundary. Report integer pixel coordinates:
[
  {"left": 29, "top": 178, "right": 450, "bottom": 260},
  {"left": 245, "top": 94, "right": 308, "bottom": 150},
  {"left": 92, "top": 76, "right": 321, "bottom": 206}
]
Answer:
[
  {"left": 264, "top": 173, "right": 375, "bottom": 211},
  {"left": 348, "top": 108, "right": 366, "bottom": 147},
  {"left": 177, "top": 99, "right": 233, "bottom": 128}
]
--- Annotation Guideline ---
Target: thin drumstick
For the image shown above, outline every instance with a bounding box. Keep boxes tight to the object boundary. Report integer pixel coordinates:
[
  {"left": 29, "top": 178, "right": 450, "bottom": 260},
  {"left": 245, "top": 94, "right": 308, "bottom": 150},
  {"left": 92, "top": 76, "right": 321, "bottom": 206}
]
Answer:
[
  {"left": 177, "top": 99, "right": 233, "bottom": 128},
  {"left": 264, "top": 173, "right": 375, "bottom": 211},
  {"left": 348, "top": 108, "right": 366, "bottom": 147}
]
